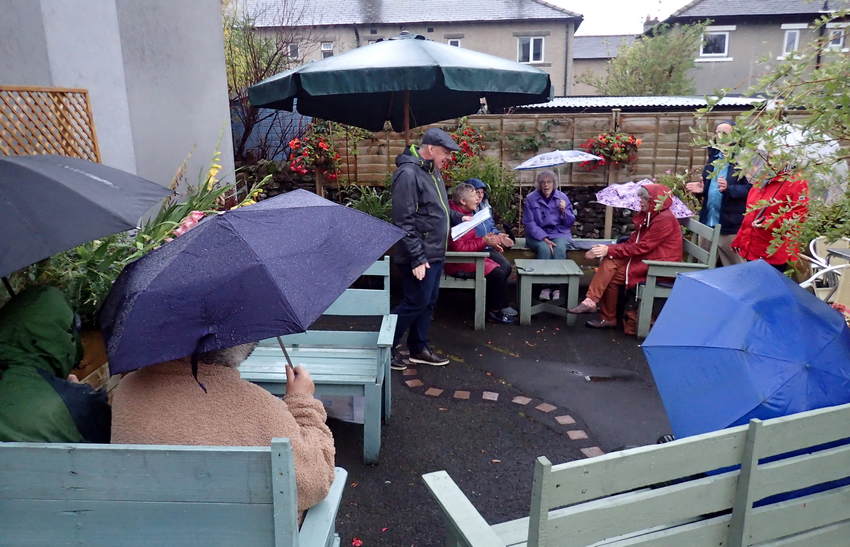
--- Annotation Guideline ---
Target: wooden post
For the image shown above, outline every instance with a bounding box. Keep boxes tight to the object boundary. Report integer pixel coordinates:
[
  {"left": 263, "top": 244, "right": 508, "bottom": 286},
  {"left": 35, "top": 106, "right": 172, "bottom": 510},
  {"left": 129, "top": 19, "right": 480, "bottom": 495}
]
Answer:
[
  {"left": 315, "top": 170, "right": 325, "bottom": 198},
  {"left": 403, "top": 90, "right": 410, "bottom": 146}
]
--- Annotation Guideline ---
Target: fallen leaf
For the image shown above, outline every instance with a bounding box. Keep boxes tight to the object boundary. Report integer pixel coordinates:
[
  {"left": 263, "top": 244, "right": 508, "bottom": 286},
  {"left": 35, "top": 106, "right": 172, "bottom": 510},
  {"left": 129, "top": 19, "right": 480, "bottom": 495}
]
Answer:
[
  {"left": 350, "top": 482, "right": 359, "bottom": 488},
  {"left": 352, "top": 538, "right": 364, "bottom": 547},
  {"left": 381, "top": 528, "right": 389, "bottom": 533},
  {"left": 491, "top": 459, "right": 502, "bottom": 463}
]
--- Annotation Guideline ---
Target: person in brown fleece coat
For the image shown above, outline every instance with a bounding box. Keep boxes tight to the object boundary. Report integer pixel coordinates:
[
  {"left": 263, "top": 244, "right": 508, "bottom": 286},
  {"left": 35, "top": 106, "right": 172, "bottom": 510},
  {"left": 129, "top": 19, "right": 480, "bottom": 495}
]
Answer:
[{"left": 111, "top": 343, "right": 335, "bottom": 513}]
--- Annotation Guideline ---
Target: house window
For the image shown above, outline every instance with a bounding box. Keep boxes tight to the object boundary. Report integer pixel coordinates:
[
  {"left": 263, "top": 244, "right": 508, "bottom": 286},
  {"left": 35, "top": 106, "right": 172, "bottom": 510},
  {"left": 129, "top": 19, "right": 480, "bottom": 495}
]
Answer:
[
  {"left": 370, "top": 28, "right": 377, "bottom": 34},
  {"left": 518, "top": 36, "right": 544, "bottom": 63},
  {"left": 448, "top": 39, "right": 461, "bottom": 47},
  {"left": 427, "top": 26, "right": 434, "bottom": 33},
  {"left": 321, "top": 41, "right": 334, "bottom": 58},
  {"left": 827, "top": 28, "right": 845, "bottom": 49},
  {"left": 285, "top": 43, "right": 299, "bottom": 58},
  {"left": 783, "top": 29, "right": 799, "bottom": 56},
  {"left": 701, "top": 31, "right": 729, "bottom": 56}
]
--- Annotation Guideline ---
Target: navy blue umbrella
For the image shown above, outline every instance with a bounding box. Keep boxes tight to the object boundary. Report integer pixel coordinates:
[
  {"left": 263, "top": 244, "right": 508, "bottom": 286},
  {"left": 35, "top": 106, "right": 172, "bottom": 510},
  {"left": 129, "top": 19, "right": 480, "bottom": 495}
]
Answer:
[
  {"left": 99, "top": 190, "right": 404, "bottom": 374},
  {"left": 643, "top": 260, "right": 850, "bottom": 438}
]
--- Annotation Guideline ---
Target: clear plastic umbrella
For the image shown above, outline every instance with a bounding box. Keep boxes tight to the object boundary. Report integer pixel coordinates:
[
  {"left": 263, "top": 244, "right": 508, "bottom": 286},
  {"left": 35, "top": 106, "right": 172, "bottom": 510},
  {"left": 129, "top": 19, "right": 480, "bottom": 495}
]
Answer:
[{"left": 513, "top": 150, "right": 601, "bottom": 170}]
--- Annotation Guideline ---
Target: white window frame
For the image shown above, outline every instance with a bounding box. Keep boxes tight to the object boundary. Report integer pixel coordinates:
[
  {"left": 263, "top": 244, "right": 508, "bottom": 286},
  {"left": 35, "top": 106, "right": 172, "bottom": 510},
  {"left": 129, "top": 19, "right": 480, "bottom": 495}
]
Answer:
[
  {"left": 447, "top": 38, "right": 461, "bottom": 47},
  {"left": 285, "top": 43, "right": 299, "bottom": 59},
  {"left": 826, "top": 23, "right": 847, "bottom": 51},
  {"left": 320, "top": 41, "right": 334, "bottom": 58},
  {"left": 782, "top": 29, "right": 800, "bottom": 56},
  {"left": 700, "top": 31, "right": 729, "bottom": 57},
  {"left": 517, "top": 36, "right": 544, "bottom": 63}
]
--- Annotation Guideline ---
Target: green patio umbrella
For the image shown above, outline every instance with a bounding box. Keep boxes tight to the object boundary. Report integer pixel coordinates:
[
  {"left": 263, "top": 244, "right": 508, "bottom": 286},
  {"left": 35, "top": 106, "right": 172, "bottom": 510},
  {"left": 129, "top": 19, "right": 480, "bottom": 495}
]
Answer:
[{"left": 248, "top": 32, "right": 552, "bottom": 134}]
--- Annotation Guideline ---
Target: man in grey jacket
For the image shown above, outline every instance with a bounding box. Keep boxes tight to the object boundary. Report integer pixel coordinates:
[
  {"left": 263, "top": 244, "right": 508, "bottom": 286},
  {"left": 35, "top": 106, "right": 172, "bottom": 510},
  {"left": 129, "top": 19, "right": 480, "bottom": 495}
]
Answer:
[{"left": 390, "top": 128, "right": 459, "bottom": 371}]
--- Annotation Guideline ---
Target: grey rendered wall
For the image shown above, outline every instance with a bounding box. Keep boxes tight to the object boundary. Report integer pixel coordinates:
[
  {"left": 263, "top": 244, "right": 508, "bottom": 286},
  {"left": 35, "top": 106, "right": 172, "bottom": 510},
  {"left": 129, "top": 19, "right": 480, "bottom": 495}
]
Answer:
[{"left": 0, "top": 0, "right": 234, "bottom": 186}]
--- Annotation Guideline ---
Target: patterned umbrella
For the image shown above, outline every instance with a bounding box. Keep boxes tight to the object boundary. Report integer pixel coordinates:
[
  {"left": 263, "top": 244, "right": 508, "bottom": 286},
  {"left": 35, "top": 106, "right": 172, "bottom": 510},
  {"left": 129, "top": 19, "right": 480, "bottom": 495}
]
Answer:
[
  {"left": 513, "top": 150, "right": 601, "bottom": 170},
  {"left": 595, "top": 179, "right": 694, "bottom": 219}
]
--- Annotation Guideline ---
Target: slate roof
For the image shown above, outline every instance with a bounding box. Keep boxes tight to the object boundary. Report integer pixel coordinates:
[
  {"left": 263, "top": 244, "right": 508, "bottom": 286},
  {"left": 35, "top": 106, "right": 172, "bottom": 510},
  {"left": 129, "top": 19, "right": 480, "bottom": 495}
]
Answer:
[
  {"left": 669, "top": 0, "right": 845, "bottom": 19},
  {"left": 248, "top": 0, "right": 582, "bottom": 28},
  {"left": 514, "top": 95, "right": 765, "bottom": 112},
  {"left": 572, "top": 35, "right": 637, "bottom": 59}
]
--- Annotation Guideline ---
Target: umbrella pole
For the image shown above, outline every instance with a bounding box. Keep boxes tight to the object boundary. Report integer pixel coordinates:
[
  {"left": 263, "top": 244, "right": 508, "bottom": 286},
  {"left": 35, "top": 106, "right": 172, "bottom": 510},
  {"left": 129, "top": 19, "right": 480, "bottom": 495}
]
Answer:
[
  {"left": 2, "top": 277, "right": 14, "bottom": 297},
  {"left": 403, "top": 90, "right": 410, "bottom": 146},
  {"left": 276, "top": 336, "right": 295, "bottom": 368}
]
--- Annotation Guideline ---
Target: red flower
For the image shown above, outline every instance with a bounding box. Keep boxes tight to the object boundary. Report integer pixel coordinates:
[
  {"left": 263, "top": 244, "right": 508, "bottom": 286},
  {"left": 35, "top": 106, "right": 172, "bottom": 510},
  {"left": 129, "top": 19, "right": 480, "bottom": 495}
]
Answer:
[
  {"left": 288, "top": 138, "right": 301, "bottom": 149},
  {"left": 318, "top": 141, "right": 330, "bottom": 150}
]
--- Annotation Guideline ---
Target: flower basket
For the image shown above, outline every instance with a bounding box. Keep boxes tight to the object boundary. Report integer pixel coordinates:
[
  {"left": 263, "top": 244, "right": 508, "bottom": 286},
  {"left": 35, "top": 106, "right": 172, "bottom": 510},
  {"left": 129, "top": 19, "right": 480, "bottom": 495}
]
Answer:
[{"left": 580, "top": 132, "right": 641, "bottom": 171}]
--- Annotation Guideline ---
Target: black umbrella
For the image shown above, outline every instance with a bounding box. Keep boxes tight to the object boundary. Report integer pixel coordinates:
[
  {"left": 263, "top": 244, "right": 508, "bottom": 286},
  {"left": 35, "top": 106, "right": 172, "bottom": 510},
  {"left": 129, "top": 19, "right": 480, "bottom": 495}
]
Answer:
[
  {"left": 1, "top": 155, "right": 169, "bottom": 278},
  {"left": 248, "top": 32, "right": 553, "bottom": 134},
  {"left": 99, "top": 190, "right": 404, "bottom": 375}
]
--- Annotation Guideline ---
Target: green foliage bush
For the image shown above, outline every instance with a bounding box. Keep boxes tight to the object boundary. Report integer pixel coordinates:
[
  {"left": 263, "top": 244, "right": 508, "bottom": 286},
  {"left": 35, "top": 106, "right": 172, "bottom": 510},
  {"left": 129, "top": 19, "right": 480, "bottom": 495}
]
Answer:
[{"left": 445, "top": 155, "right": 519, "bottom": 227}]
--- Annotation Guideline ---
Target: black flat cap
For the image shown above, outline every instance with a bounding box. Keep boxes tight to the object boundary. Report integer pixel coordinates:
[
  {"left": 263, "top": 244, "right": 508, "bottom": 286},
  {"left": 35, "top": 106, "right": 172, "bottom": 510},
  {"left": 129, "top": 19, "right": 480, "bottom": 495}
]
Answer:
[{"left": 421, "top": 127, "right": 459, "bottom": 151}]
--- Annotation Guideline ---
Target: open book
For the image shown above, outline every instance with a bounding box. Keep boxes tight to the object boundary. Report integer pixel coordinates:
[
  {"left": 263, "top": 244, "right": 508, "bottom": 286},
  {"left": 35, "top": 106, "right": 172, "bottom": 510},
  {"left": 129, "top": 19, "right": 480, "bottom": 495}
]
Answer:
[{"left": 450, "top": 206, "right": 491, "bottom": 241}]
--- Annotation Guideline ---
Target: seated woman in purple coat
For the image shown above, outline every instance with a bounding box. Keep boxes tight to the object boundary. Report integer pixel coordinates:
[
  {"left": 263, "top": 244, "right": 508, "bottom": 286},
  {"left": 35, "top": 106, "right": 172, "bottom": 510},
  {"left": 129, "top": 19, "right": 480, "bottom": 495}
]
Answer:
[{"left": 522, "top": 170, "right": 576, "bottom": 260}]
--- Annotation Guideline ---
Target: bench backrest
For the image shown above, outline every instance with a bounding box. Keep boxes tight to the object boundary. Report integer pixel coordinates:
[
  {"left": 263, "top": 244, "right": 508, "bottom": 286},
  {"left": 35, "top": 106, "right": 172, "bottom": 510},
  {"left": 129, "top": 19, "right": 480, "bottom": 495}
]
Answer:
[
  {"left": 0, "top": 438, "right": 303, "bottom": 547},
  {"left": 527, "top": 402, "right": 850, "bottom": 546},
  {"left": 323, "top": 256, "right": 390, "bottom": 316},
  {"left": 682, "top": 217, "right": 720, "bottom": 268}
]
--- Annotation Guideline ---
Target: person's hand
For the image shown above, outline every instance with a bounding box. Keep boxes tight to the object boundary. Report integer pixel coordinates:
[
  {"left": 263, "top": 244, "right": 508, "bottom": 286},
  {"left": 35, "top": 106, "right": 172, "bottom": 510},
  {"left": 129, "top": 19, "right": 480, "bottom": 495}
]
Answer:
[
  {"left": 499, "top": 234, "right": 514, "bottom": 248},
  {"left": 285, "top": 364, "right": 315, "bottom": 396},
  {"left": 412, "top": 262, "right": 430, "bottom": 280},
  {"left": 558, "top": 199, "right": 567, "bottom": 213},
  {"left": 588, "top": 245, "right": 609, "bottom": 259},
  {"left": 685, "top": 181, "right": 704, "bottom": 194},
  {"left": 461, "top": 215, "right": 473, "bottom": 222},
  {"left": 544, "top": 238, "right": 557, "bottom": 251},
  {"left": 717, "top": 177, "right": 728, "bottom": 192},
  {"left": 67, "top": 374, "right": 79, "bottom": 383}
]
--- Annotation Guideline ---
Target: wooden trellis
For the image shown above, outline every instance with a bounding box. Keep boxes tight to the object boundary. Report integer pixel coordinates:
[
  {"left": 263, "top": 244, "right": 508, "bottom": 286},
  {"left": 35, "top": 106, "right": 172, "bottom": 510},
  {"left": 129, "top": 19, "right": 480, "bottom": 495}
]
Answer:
[{"left": 0, "top": 85, "right": 100, "bottom": 161}]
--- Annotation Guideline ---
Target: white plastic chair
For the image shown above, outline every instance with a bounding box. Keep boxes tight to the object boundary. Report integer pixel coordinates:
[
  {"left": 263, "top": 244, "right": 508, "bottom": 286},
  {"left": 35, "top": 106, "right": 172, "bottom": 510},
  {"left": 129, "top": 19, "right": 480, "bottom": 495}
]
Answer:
[{"left": 799, "top": 263, "right": 850, "bottom": 302}]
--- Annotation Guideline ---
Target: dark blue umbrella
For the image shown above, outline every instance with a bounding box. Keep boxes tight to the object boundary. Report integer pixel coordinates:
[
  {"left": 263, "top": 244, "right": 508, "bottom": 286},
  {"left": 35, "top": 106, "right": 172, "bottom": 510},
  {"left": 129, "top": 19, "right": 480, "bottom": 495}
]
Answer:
[
  {"left": 99, "top": 190, "right": 403, "bottom": 374},
  {"left": 643, "top": 260, "right": 850, "bottom": 438}
]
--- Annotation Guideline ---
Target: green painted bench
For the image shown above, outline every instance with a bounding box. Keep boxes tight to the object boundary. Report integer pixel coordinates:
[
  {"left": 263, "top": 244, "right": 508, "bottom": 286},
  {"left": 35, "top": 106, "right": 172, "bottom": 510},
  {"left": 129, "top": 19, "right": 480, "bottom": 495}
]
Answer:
[
  {"left": 636, "top": 218, "right": 720, "bottom": 338},
  {"left": 0, "top": 438, "right": 347, "bottom": 547},
  {"left": 424, "top": 402, "right": 850, "bottom": 546},
  {"left": 441, "top": 251, "right": 489, "bottom": 331},
  {"left": 240, "top": 257, "right": 395, "bottom": 464}
]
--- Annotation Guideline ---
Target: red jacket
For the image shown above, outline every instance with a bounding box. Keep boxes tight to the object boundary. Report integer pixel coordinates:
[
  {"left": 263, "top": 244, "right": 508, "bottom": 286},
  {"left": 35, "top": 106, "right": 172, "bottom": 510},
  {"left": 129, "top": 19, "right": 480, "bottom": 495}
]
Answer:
[
  {"left": 607, "top": 184, "right": 684, "bottom": 287},
  {"left": 444, "top": 202, "right": 499, "bottom": 277},
  {"left": 732, "top": 175, "right": 808, "bottom": 265}
]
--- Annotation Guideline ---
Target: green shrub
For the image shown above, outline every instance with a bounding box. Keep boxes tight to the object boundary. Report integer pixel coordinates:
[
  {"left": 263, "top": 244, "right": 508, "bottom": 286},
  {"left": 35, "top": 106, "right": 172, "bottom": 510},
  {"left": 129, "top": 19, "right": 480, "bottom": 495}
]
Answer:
[{"left": 445, "top": 155, "right": 519, "bottom": 227}]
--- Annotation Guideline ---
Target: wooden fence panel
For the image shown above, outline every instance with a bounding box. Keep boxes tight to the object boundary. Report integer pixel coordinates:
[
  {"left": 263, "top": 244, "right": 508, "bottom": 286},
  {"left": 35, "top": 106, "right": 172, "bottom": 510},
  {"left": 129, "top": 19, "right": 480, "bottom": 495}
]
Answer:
[{"left": 0, "top": 85, "right": 100, "bottom": 161}]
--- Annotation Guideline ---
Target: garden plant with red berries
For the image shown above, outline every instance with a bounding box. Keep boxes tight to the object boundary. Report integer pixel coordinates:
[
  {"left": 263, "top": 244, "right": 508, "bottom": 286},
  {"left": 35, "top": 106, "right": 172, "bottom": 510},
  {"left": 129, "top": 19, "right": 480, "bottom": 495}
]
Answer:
[
  {"left": 287, "top": 125, "right": 341, "bottom": 182},
  {"left": 441, "top": 118, "right": 486, "bottom": 182},
  {"left": 579, "top": 132, "right": 641, "bottom": 171}
]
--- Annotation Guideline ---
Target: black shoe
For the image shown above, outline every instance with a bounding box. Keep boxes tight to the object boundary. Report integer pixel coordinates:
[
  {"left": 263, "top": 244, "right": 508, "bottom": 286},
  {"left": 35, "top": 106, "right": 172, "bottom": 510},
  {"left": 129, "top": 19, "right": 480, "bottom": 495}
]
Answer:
[
  {"left": 390, "top": 354, "right": 408, "bottom": 371},
  {"left": 487, "top": 310, "right": 516, "bottom": 324},
  {"left": 408, "top": 348, "right": 449, "bottom": 366}
]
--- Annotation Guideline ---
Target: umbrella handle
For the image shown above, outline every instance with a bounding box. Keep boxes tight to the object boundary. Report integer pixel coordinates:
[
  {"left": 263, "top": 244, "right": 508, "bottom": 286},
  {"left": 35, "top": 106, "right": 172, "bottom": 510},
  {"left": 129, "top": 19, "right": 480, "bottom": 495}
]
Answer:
[
  {"left": 276, "top": 336, "right": 295, "bottom": 368},
  {"left": 2, "top": 277, "right": 14, "bottom": 297}
]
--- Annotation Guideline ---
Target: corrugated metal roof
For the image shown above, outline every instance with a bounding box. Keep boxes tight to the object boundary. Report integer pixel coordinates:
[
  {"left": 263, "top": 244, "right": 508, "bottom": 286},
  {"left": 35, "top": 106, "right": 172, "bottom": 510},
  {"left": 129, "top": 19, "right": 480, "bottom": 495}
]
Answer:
[
  {"left": 516, "top": 95, "right": 765, "bottom": 111},
  {"left": 572, "top": 35, "right": 637, "bottom": 59},
  {"left": 670, "top": 0, "right": 843, "bottom": 19},
  {"left": 247, "top": 0, "right": 581, "bottom": 28}
]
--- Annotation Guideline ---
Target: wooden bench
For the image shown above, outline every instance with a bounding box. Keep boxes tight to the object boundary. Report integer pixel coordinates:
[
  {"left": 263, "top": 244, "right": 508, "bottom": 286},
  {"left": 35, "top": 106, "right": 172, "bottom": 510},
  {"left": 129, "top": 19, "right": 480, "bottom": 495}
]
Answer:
[
  {"left": 240, "top": 257, "right": 395, "bottom": 464},
  {"left": 0, "top": 438, "right": 347, "bottom": 547},
  {"left": 424, "top": 402, "right": 850, "bottom": 546},
  {"left": 441, "top": 251, "right": 490, "bottom": 331},
  {"left": 636, "top": 218, "right": 720, "bottom": 338}
]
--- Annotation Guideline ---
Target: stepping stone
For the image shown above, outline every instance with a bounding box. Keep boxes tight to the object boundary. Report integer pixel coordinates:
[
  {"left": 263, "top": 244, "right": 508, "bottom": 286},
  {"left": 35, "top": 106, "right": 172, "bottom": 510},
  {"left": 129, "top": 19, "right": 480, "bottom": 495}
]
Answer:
[
  {"left": 453, "top": 390, "right": 471, "bottom": 400},
  {"left": 535, "top": 402, "right": 557, "bottom": 413},
  {"left": 482, "top": 391, "right": 499, "bottom": 401},
  {"left": 581, "top": 446, "right": 605, "bottom": 458},
  {"left": 566, "top": 430, "right": 588, "bottom": 440},
  {"left": 405, "top": 379, "right": 424, "bottom": 388},
  {"left": 402, "top": 368, "right": 418, "bottom": 376},
  {"left": 425, "top": 387, "right": 444, "bottom": 397},
  {"left": 512, "top": 396, "right": 532, "bottom": 405},
  {"left": 555, "top": 415, "right": 576, "bottom": 425}
]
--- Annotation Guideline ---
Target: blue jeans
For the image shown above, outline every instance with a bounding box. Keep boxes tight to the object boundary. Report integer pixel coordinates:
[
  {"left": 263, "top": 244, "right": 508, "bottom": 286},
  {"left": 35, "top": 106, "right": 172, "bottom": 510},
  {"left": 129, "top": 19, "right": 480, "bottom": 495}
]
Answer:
[
  {"left": 526, "top": 236, "right": 574, "bottom": 260},
  {"left": 392, "top": 261, "right": 443, "bottom": 354}
]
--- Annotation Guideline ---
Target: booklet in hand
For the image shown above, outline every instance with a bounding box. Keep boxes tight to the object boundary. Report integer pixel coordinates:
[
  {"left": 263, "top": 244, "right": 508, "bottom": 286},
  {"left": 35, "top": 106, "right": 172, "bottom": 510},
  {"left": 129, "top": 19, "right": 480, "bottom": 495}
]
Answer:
[{"left": 451, "top": 207, "right": 491, "bottom": 241}]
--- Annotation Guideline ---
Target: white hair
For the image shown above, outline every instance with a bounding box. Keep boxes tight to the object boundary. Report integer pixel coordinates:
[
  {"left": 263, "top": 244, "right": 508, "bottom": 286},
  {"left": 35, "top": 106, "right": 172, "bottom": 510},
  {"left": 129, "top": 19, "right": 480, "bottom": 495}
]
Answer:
[
  {"left": 197, "top": 342, "right": 258, "bottom": 368},
  {"left": 452, "top": 182, "right": 477, "bottom": 204}
]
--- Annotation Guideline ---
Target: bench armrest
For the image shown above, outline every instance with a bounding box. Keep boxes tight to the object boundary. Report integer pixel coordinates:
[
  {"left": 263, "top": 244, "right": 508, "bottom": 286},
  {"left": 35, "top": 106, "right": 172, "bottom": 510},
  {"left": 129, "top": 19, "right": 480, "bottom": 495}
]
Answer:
[
  {"left": 445, "top": 251, "right": 489, "bottom": 259},
  {"left": 299, "top": 467, "right": 348, "bottom": 547},
  {"left": 423, "top": 471, "right": 506, "bottom": 547},
  {"left": 643, "top": 260, "right": 710, "bottom": 278},
  {"left": 377, "top": 314, "right": 397, "bottom": 348}
]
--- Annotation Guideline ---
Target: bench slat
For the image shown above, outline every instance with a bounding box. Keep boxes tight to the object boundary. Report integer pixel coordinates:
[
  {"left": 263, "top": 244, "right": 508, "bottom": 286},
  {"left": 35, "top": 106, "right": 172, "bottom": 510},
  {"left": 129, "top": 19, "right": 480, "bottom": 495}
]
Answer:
[
  {"left": 267, "top": 331, "right": 380, "bottom": 347},
  {"left": 422, "top": 471, "right": 506, "bottom": 547}
]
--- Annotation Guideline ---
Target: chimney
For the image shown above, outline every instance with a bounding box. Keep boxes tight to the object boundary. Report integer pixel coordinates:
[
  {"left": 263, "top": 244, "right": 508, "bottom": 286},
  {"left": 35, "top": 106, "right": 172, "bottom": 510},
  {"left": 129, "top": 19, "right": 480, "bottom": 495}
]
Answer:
[{"left": 643, "top": 15, "right": 660, "bottom": 33}]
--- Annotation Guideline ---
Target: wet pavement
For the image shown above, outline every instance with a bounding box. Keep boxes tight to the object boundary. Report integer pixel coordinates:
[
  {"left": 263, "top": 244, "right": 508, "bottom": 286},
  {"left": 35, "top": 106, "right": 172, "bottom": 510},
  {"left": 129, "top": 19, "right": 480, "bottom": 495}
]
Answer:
[{"left": 328, "top": 279, "right": 671, "bottom": 546}]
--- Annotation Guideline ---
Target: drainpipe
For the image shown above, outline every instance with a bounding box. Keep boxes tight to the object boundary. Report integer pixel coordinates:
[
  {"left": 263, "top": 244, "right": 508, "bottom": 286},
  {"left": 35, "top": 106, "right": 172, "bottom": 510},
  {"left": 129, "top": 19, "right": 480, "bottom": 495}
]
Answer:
[{"left": 354, "top": 25, "right": 361, "bottom": 47}]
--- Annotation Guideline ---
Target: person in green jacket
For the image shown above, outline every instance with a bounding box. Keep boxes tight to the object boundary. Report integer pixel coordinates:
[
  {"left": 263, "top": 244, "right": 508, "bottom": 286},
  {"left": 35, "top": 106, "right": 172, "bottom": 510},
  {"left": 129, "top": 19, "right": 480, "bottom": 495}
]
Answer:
[{"left": 0, "top": 286, "right": 110, "bottom": 442}]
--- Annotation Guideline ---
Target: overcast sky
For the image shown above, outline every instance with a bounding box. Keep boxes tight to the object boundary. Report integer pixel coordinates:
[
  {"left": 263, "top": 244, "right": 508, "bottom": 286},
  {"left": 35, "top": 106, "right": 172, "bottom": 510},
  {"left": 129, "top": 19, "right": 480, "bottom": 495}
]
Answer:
[{"left": 551, "top": 0, "right": 694, "bottom": 36}]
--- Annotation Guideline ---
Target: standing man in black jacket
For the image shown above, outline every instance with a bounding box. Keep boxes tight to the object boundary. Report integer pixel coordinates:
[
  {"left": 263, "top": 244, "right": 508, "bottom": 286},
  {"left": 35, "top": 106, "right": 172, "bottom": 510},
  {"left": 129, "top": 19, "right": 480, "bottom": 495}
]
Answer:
[
  {"left": 390, "top": 128, "right": 459, "bottom": 371},
  {"left": 685, "top": 121, "right": 751, "bottom": 266}
]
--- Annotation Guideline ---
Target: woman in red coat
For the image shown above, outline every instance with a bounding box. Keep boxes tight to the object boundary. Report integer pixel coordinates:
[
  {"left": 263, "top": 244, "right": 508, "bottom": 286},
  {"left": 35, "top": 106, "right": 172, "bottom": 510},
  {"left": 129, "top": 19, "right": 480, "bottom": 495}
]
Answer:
[
  {"left": 732, "top": 173, "right": 808, "bottom": 269},
  {"left": 445, "top": 183, "right": 515, "bottom": 324},
  {"left": 568, "top": 184, "right": 683, "bottom": 331}
]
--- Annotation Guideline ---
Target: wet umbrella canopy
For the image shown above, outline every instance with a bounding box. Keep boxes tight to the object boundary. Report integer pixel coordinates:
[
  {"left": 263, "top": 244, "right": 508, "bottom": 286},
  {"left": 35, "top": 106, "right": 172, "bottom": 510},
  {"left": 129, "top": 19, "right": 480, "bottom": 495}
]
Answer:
[
  {"left": 248, "top": 32, "right": 552, "bottom": 132},
  {"left": 643, "top": 260, "right": 850, "bottom": 438},
  {"left": 99, "top": 190, "right": 404, "bottom": 374},
  {"left": 0, "top": 155, "right": 169, "bottom": 277}
]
